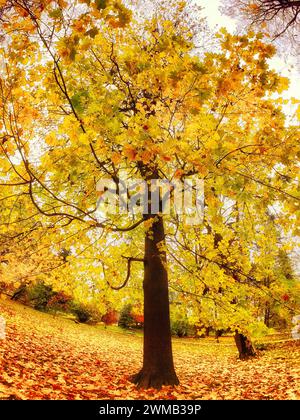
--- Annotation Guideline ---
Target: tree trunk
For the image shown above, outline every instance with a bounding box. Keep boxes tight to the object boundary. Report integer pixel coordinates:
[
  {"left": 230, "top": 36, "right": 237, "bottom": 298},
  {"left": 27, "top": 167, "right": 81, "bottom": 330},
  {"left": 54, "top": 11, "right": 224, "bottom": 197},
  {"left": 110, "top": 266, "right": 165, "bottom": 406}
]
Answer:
[
  {"left": 131, "top": 215, "right": 179, "bottom": 389},
  {"left": 264, "top": 303, "right": 271, "bottom": 327},
  {"left": 234, "top": 331, "right": 256, "bottom": 359}
]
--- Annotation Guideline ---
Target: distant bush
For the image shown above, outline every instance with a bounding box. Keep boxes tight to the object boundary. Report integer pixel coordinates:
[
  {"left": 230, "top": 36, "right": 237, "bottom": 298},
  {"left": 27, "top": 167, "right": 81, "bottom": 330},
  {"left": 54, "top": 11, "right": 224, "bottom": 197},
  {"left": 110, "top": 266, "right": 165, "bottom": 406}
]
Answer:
[
  {"left": 118, "top": 304, "right": 135, "bottom": 329},
  {"left": 70, "top": 302, "right": 103, "bottom": 324},
  {"left": 118, "top": 304, "right": 144, "bottom": 329},
  {"left": 27, "top": 281, "right": 55, "bottom": 311},
  {"left": 132, "top": 313, "right": 144, "bottom": 329},
  {"left": 47, "top": 291, "right": 72, "bottom": 313},
  {"left": 9, "top": 280, "right": 104, "bottom": 325},
  {"left": 255, "top": 342, "right": 268, "bottom": 351},
  {"left": 171, "top": 319, "right": 195, "bottom": 338},
  {"left": 101, "top": 309, "right": 119, "bottom": 326},
  {"left": 71, "top": 302, "right": 92, "bottom": 323}
]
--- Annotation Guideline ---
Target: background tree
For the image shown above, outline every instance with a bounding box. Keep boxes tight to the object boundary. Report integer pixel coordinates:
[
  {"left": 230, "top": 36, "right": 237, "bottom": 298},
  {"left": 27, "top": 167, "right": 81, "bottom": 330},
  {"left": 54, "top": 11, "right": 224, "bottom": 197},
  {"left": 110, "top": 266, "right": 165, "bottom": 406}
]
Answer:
[
  {"left": 222, "top": 0, "right": 300, "bottom": 61},
  {"left": 167, "top": 167, "right": 300, "bottom": 355}
]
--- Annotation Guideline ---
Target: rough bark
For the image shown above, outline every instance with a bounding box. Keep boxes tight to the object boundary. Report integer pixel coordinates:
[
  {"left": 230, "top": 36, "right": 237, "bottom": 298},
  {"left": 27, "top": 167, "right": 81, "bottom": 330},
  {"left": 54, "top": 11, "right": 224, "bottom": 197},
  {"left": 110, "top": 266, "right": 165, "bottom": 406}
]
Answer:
[
  {"left": 234, "top": 331, "right": 256, "bottom": 359},
  {"left": 131, "top": 215, "right": 179, "bottom": 389}
]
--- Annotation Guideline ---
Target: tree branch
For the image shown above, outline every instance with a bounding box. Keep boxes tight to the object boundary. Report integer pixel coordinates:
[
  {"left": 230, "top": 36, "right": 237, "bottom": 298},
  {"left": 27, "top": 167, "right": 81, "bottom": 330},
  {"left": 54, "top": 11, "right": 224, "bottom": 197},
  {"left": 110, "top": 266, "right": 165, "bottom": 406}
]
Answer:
[{"left": 105, "top": 256, "right": 144, "bottom": 290}]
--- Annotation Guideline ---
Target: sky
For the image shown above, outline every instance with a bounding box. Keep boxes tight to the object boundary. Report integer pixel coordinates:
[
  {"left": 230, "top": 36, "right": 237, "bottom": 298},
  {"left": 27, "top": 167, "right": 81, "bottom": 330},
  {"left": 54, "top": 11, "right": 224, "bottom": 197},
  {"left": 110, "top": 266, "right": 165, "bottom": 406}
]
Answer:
[
  {"left": 196, "top": 0, "right": 300, "bottom": 102},
  {"left": 197, "top": 0, "right": 237, "bottom": 31}
]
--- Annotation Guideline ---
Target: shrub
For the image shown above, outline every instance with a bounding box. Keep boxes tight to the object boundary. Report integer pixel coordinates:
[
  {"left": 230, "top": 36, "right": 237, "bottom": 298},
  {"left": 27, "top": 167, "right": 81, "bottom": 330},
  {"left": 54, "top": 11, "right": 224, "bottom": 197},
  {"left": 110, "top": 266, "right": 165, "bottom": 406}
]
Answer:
[
  {"left": 171, "top": 319, "right": 195, "bottom": 338},
  {"left": 118, "top": 304, "right": 135, "bottom": 329},
  {"left": 255, "top": 342, "right": 268, "bottom": 351},
  {"left": 70, "top": 302, "right": 102, "bottom": 324},
  {"left": 132, "top": 313, "right": 144, "bottom": 329},
  {"left": 27, "top": 281, "right": 55, "bottom": 311},
  {"left": 101, "top": 309, "right": 119, "bottom": 326},
  {"left": 47, "top": 291, "right": 72, "bottom": 313},
  {"left": 71, "top": 302, "right": 92, "bottom": 323}
]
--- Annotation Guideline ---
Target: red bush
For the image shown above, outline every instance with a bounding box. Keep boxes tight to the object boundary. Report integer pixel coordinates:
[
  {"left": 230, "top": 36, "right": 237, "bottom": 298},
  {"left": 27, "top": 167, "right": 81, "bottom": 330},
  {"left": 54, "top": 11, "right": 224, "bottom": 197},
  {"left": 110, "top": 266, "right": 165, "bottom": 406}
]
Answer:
[
  {"left": 132, "top": 313, "right": 144, "bottom": 324},
  {"left": 101, "top": 310, "right": 119, "bottom": 325},
  {"left": 47, "top": 292, "right": 72, "bottom": 311}
]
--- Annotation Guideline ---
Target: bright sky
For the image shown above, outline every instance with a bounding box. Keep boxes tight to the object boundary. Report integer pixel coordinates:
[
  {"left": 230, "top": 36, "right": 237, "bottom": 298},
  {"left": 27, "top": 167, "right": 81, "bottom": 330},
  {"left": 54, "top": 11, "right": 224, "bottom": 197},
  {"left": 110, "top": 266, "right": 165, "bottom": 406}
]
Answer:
[
  {"left": 197, "top": 0, "right": 300, "bottom": 101},
  {"left": 196, "top": 0, "right": 237, "bottom": 31}
]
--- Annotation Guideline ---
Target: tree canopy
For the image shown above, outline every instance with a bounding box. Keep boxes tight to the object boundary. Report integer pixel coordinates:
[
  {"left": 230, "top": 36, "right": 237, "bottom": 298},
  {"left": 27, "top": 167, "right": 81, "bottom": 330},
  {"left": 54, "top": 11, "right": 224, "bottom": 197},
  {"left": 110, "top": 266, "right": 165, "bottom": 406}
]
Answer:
[{"left": 0, "top": 0, "right": 299, "bottom": 389}]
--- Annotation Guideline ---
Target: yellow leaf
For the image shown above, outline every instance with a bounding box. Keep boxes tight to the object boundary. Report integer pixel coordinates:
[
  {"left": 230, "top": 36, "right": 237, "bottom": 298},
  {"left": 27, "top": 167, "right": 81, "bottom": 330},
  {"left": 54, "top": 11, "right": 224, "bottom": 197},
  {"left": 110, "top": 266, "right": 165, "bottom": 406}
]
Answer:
[
  {"left": 111, "top": 152, "right": 122, "bottom": 165},
  {"left": 123, "top": 145, "right": 137, "bottom": 161}
]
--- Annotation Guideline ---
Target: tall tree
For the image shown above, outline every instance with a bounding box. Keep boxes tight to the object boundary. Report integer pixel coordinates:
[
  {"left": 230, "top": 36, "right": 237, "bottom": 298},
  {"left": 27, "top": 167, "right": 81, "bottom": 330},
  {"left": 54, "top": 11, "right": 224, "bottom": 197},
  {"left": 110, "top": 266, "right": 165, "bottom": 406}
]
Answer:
[{"left": 0, "top": 0, "right": 299, "bottom": 388}]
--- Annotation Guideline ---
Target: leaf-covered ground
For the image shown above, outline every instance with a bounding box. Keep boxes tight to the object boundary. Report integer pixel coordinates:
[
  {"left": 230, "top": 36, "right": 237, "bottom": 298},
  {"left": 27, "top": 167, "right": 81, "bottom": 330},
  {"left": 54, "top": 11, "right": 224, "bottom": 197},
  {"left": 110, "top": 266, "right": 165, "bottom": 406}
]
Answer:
[{"left": 0, "top": 300, "right": 299, "bottom": 400}]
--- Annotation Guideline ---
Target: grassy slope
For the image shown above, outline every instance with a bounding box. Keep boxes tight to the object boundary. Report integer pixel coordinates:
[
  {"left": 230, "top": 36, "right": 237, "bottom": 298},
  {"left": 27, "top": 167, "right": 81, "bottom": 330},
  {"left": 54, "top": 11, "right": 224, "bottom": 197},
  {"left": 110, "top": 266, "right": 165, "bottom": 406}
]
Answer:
[{"left": 0, "top": 300, "right": 299, "bottom": 400}]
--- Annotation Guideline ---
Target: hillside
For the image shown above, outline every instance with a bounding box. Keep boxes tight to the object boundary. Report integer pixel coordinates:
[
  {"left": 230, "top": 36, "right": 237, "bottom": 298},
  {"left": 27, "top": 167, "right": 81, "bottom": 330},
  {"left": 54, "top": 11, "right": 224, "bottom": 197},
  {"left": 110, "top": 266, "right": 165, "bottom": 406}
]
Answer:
[{"left": 0, "top": 300, "right": 299, "bottom": 400}]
